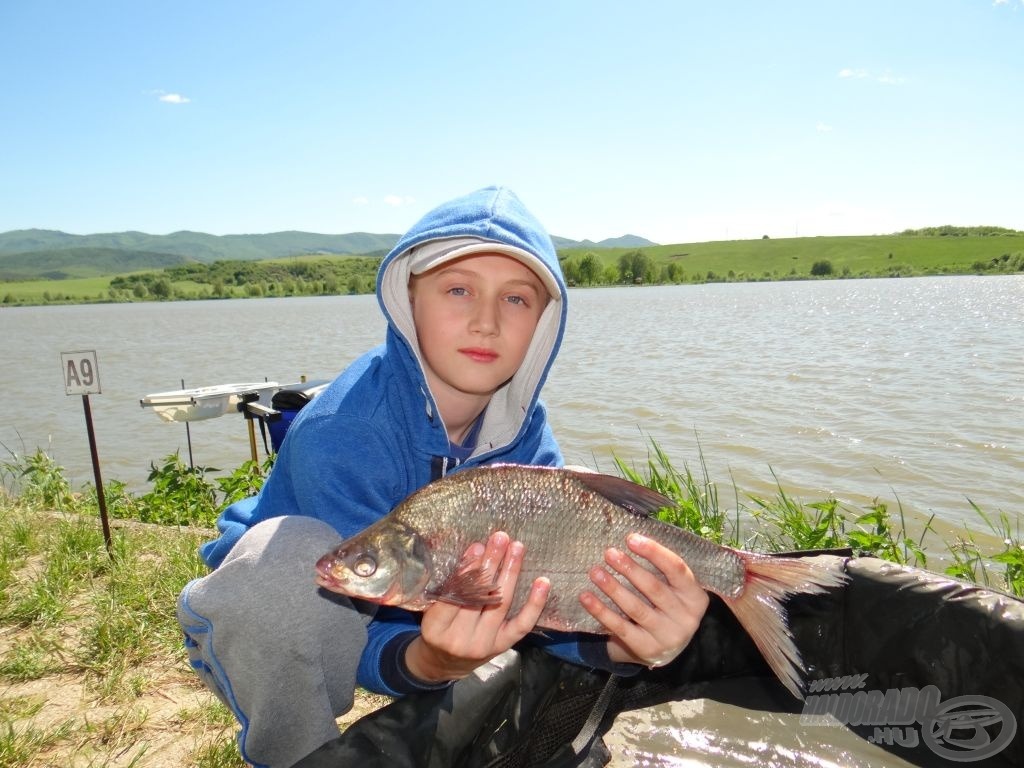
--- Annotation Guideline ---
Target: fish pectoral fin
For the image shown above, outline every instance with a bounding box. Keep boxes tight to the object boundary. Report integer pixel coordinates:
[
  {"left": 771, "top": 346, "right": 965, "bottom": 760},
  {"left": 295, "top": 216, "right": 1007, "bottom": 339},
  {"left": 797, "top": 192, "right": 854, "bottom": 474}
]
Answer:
[
  {"left": 427, "top": 567, "right": 503, "bottom": 608},
  {"left": 567, "top": 469, "right": 675, "bottom": 516}
]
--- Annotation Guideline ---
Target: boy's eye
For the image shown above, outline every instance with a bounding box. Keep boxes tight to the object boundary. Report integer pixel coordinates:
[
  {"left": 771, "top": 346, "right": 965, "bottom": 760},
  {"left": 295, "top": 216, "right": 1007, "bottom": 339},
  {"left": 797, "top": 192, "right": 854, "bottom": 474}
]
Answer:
[
  {"left": 447, "top": 286, "right": 469, "bottom": 296},
  {"left": 505, "top": 295, "right": 527, "bottom": 306}
]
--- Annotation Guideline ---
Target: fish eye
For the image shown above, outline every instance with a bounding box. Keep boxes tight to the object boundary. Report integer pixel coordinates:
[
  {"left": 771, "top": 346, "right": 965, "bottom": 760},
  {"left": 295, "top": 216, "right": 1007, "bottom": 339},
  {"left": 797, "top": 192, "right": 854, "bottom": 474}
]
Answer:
[{"left": 353, "top": 555, "right": 377, "bottom": 577}]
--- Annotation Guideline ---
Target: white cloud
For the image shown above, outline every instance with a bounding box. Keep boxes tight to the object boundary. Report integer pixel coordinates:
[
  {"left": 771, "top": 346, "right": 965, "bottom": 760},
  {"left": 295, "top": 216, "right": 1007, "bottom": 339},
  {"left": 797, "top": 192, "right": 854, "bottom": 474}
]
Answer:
[
  {"left": 876, "top": 71, "right": 906, "bottom": 86},
  {"left": 351, "top": 196, "right": 369, "bottom": 205},
  {"left": 156, "top": 91, "right": 190, "bottom": 104},
  {"left": 816, "top": 121, "right": 833, "bottom": 132},
  {"left": 838, "top": 67, "right": 905, "bottom": 85},
  {"left": 383, "top": 195, "right": 415, "bottom": 207}
]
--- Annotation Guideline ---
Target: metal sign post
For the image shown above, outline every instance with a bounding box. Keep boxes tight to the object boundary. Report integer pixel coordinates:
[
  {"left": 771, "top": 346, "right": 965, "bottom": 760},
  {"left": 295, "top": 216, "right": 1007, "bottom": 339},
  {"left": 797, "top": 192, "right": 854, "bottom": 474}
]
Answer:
[{"left": 60, "top": 350, "right": 112, "bottom": 554}]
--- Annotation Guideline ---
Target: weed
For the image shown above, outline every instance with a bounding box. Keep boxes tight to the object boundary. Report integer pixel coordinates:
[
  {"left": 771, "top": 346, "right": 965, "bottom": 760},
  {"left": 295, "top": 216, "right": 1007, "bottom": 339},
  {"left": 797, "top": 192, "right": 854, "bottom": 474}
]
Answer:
[
  {"left": 76, "top": 528, "right": 207, "bottom": 695},
  {"left": 176, "top": 700, "right": 238, "bottom": 730},
  {"left": 216, "top": 456, "right": 274, "bottom": 507},
  {"left": 3, "top": 514, "right": 112, "bottom": 627},
  {"left": 3, "top": 448, "right": 79, "bottom": 512},
  {"left": 0, "top": 700, "right": 77, "bottom": 766},
  {"left": 747, "top": 475, "right": 847, "bottom": 553},
  {"left": 845, "top": 499, "right": 930, "bottom": 567},
  {"left": 0, "top": 515, "right": 34, "bottom": 602},
  {"left": 139, "top": 452, "right": 220, "bottom": 526},
  {"left": 0, "top": 634, "right": 60, "bottom": 682},
  {"left": 615, "top": 438, "right": 732, "bottom": 544},
  {"left": 622, "top": 441, "right": 950, "bottom": 575},
  {"left": 193, "top": 736, "right": 248, "bottom": 767},
  {"left": 82, "top": 704, "right": 152, "bottom": 755},
  {"left": 945, "top": 502, "right": 1024, "bottom": 596}
]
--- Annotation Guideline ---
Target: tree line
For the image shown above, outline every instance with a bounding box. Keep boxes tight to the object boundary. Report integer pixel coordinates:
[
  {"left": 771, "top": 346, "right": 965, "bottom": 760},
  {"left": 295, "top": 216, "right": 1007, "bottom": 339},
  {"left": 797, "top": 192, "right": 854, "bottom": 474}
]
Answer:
[
  {"left": 898, "top": 225, "right": 1022, "bottom": 237},
  {"left": 5, "top": 238, "right": 1022, "bottom": 306},
  {"left": 107, "top": 256, "right": 382, "bottom": 300},
  {"left": 106, "top": 251, "right": 682, "bottom": 300},
  {"left": 560, "top": 250, "right": 688, "bottom": 286}
]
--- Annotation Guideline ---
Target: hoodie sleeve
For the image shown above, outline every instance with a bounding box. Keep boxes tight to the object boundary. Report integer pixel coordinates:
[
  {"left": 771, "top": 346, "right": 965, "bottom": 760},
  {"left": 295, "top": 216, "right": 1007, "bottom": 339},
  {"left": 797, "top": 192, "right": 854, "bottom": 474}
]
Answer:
[
  {"left": 199, "top": 377, "right": 407, "bottom": 570},
  {"left": 199, "top": 495, "right": 259, "bottom": 569}
]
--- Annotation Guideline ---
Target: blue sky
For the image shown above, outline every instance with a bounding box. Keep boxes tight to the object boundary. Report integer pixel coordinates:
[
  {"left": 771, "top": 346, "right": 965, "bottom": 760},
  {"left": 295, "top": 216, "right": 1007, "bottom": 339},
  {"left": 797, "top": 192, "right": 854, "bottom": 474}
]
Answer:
[{"left": 2, "top": 1, "right": 1022, "bottom": 244}]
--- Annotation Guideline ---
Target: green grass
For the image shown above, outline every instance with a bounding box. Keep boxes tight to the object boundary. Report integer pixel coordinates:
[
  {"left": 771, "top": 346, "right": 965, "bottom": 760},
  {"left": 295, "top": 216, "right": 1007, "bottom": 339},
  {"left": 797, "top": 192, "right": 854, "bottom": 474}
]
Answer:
[
  {"left": 0, "top": 275, "right": 120, "bottom": 303},
  {"left": 0, "top": 696, "right": 77, "bottom": 767},
  {"left": 560, "top": 232, "right": 1024, "bottom": 283},
  {"left": 613, "top": 439, "right": 1021, "bottom": 596},
  {"left": 0, "top": 493, "right": 242, "bottom": 765},
  {"left": 0, "top": 442, "right": 1020, "bottom": 765}
]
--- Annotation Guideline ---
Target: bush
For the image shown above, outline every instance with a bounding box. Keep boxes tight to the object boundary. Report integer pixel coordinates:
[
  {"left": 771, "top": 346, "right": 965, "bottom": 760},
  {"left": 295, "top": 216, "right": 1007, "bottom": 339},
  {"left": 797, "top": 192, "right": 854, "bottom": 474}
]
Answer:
[{"left": 138, "top": 453, "right": 220, "bottom": 526}]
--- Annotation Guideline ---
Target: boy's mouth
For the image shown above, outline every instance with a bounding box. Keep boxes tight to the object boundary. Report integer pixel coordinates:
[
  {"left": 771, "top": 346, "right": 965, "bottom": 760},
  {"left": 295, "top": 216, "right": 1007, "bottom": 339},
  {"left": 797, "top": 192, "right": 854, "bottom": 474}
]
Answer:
[{"left": 459, "top": 347, "right": 499, "bottom": 362}]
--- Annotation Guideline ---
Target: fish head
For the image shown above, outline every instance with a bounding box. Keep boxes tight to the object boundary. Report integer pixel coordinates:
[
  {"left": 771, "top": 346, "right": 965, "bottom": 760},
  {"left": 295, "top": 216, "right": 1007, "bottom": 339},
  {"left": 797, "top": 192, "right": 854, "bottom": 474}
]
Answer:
[{"left": 315, "top": 522, "right": 433, "bottom": 609}]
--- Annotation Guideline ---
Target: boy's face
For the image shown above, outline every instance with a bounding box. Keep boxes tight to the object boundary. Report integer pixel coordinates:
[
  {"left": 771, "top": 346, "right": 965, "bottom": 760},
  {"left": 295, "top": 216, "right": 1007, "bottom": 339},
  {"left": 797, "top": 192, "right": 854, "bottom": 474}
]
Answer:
[{"left": 409, "top": 253, "right": 549, "bottom": 410}]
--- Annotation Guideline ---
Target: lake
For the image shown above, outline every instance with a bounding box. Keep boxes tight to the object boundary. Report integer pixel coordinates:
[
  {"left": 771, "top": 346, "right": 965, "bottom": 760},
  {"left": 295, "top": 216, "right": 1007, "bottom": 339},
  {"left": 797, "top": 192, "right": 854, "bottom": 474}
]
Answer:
[{"left": 2, "top": 275, "right": 1021, "bottom": 544}]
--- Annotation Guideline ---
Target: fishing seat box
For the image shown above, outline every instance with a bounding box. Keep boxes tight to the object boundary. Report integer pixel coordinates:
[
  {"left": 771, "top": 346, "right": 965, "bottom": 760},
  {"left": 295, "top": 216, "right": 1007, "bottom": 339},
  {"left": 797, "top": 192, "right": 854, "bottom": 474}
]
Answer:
[{"left": 267, "top": 381, "right": 329, "bottom": 452}]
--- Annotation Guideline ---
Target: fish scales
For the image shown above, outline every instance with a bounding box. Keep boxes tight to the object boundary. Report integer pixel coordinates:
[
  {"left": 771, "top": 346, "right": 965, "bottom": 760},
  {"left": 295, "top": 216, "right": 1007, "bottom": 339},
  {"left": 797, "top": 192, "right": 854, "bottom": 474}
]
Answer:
[
  {"left": 337, "top": 465, "right": 747, "bottom": 633},
  {"left": 316, "top": 463, "right": 848, "bottom": 699}
]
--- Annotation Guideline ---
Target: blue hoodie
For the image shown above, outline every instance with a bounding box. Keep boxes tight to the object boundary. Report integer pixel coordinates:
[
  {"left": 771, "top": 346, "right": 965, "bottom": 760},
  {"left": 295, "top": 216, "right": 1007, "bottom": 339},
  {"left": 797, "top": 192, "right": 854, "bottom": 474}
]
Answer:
[{"left": 199, "top": 187, "right": 622, "bottom": 695}]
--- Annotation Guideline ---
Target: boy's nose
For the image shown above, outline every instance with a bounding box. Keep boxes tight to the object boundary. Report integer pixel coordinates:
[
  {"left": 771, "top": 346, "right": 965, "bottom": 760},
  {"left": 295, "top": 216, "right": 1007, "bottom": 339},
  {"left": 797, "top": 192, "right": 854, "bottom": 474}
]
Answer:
[{"left": 469, "top": 302, "right": 499, "bottom": 335}]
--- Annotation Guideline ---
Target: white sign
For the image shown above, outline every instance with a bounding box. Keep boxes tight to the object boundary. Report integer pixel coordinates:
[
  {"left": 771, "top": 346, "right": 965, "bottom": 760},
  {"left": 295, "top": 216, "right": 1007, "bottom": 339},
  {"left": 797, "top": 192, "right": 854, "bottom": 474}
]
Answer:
[{"left": 61, "top": 350, "right": 101, "bottom": 395}]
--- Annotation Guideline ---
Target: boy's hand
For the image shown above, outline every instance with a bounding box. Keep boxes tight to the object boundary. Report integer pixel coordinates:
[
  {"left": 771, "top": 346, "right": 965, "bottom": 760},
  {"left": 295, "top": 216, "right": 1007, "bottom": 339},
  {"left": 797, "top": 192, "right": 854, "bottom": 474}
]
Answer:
[
  {"left": 580, "top": 533, "right": 709, "bottom": 668},
  {"left": 404, "top": 532, "right": 550, "bottom": 683}
]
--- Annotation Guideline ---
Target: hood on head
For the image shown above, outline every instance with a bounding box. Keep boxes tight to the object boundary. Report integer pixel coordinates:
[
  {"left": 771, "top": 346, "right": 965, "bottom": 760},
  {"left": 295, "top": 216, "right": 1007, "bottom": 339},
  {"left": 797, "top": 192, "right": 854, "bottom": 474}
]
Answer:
[
  {"left": 377, "top": 186, "right": 568, "bottom": 458},
  {"left": 406, "top": 237, "right": 561, "bottom": 300}
]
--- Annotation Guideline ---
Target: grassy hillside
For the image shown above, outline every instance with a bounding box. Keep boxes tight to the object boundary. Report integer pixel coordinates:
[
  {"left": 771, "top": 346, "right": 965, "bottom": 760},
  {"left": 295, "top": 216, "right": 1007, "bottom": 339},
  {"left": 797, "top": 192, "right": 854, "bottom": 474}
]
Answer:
[
  {"left": 0, "top": 247, "right": 192, "bottom": 280},
  {"left": 1, "top": 230, "right": 1021, "bottom": 306},
  {"left": 558, "top": 231, "right": 1024, "bottom": 283},
  {"left": 0, "top": 229, "right": 401, "bottom": 266},
  {"left": 1, "top": 275, "right": 126, "bottom": 303}
]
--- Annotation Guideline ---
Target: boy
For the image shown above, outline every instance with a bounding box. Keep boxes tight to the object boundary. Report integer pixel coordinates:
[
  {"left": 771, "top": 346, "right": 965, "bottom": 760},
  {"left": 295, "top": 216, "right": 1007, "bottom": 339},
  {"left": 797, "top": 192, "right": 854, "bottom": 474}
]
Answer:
[{"left": 177, "top": 187, "right": 708, "bottom": 767}]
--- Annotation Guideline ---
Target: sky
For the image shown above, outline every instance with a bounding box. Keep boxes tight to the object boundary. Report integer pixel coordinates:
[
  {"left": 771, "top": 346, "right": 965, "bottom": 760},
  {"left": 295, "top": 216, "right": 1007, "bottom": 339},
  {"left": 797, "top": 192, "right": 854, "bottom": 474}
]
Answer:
[{"left": 1, "top": 1, "right": 1022, "bottom": 245}]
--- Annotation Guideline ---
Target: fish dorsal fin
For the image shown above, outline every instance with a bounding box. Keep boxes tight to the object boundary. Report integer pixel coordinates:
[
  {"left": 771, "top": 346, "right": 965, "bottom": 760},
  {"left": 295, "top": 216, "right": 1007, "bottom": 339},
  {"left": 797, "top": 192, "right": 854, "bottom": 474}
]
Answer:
[
  {"left": 427, "top": 566, "right": 503, "bottom": 608},
  {"left": 565, "top": 469, "right": 676, "bottom": 517}
]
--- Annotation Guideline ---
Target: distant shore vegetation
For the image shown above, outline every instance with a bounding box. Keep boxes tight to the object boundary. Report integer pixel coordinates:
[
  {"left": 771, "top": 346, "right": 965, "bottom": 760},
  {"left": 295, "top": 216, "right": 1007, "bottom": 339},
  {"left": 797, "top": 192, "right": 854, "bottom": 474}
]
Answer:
[{"left": 1, "top": 226, "right": 1021, "bottom": 307}]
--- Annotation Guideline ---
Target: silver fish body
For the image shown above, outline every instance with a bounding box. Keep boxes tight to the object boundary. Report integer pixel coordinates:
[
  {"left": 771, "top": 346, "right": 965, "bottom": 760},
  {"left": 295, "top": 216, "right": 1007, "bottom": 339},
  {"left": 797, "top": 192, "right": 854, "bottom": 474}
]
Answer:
[{"left": 316, "top": 464, "right": 846, "bottom": 698}]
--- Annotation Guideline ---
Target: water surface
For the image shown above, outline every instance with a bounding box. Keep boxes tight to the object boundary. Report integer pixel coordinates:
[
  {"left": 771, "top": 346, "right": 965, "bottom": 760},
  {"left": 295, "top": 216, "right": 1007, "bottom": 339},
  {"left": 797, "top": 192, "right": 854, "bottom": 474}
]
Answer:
[{"left": 2, "top": 276, "right": 1021, "bottom": 538}]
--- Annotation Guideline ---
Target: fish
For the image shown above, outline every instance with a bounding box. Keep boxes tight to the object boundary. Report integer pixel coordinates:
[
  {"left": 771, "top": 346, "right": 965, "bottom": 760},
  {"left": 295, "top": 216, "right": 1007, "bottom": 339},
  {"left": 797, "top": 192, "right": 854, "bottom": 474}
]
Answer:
[{"left": 315, "top": 464, "right": 847, "bottom": 698}]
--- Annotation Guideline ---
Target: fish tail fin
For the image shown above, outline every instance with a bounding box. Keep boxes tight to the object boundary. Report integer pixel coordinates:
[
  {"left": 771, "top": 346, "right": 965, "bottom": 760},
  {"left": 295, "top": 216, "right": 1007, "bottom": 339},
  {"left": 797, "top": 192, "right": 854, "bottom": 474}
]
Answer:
[{"left": 720, "top": 553, "right": 847, "bottom": 700}]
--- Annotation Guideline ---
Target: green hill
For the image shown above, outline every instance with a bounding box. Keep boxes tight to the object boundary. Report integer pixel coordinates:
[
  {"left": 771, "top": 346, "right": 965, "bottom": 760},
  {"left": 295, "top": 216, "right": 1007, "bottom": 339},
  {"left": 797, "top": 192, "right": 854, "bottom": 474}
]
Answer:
[
  {"left": 550, "top": 234, "right": 657, "bottom": 249},
  {"left": 0, "top": 228, "right": 655, "bottom": 281},
  {"left": 0, "top": 229, "right": 402, "bottom": 266},
  {"left": 558, "top": 229, "right": 1024, "bottom": 283},
  {"left": 0, "top": 247, "right": 193, "bottom": 280}
]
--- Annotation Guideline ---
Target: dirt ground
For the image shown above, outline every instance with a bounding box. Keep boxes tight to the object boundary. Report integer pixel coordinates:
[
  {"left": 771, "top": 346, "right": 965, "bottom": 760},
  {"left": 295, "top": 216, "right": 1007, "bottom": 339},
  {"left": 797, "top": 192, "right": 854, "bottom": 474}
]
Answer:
[
  {"left": 0, "top": 512, "right": 390, "bottom": 768},
  {"left": 0, "top": 619, "right": 389, "bottom": 767}
]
